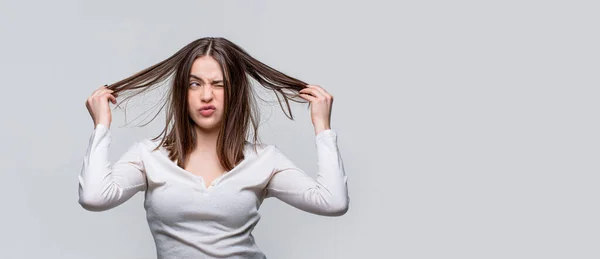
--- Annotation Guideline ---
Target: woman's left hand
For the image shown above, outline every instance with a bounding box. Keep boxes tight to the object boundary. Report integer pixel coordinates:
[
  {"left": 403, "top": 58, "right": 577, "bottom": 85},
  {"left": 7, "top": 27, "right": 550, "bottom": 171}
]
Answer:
[{"left": 298, "top": 84, "right": 333, "bottom": 135}]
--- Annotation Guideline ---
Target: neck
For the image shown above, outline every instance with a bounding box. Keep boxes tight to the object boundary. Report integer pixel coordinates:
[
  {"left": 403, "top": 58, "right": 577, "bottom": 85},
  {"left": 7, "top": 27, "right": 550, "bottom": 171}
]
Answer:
[{"left": 193, "top": 125, "right": 220, "bottom": 153}]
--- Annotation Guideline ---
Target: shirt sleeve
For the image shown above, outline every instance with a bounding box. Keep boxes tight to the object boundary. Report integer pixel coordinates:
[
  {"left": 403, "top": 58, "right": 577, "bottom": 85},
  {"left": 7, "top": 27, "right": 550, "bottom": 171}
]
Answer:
[
  {"left": 265, "top": 129, "right": 349, "bottom": 216},
  {"left": 78, "top": 123, "right": 147, "bottom": 211}
]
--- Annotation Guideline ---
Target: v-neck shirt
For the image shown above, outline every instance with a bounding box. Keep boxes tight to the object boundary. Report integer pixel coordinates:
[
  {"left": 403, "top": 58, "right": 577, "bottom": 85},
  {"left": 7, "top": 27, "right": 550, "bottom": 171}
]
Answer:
[{"left": 77, "top": 124, "right": 349, "bottom": 259}]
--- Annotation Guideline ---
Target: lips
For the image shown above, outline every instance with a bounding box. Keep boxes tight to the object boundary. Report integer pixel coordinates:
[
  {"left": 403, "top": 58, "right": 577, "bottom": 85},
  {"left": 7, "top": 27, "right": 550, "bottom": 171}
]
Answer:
[
  {"left": 199, "top": 105, "right": 216, "bottom": 111},
  {"left": 199, "top": 105, "right": 216, "bottom": 117}
]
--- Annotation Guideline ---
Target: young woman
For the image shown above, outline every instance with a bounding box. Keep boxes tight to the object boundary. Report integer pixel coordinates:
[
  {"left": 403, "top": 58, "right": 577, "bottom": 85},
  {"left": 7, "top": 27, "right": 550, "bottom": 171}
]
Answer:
[{"left": 78, "top": 37, "right": 349, "bottom": 258}]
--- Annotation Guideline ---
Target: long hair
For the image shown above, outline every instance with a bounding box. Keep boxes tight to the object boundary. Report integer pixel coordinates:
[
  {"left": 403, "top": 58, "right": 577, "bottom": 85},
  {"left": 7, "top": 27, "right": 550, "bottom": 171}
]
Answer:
[{"left": 105, "top": 37, "right": 308, "bottom": 171}]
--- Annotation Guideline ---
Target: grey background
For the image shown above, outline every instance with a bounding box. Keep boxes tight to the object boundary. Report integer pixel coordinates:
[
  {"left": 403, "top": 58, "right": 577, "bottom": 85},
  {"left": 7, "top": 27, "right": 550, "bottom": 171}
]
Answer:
[{"left": 0, "top": 0, "right": 598, "bottom": 258}]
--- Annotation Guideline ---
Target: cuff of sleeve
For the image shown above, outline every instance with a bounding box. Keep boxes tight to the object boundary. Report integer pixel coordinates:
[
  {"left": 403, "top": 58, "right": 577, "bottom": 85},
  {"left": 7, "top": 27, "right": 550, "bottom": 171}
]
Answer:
[
  {"left": 315, "top": 129, "right": 337, "bottom": 143},
  {"left": 92, "top": 123, "right": 111, "bottom": 143},
  {"left": 95, "top": 123, "right": 109, "bottom": 132}
]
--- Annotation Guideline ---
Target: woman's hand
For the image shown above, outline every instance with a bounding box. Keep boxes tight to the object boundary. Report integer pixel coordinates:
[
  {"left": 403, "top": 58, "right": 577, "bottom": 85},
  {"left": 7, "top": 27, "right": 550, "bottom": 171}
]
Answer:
[
  {"left": 86, "top": 85, "right": 117, "bottom": 129},
  {"left": 298, "top": 84, "right": 333, "bottom": 135}
]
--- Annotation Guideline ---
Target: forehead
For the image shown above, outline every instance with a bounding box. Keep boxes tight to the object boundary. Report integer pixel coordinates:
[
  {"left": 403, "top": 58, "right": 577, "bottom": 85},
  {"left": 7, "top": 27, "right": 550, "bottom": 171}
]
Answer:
[{"left": 190, "top": 56, "right": 223, "bottom": 80}]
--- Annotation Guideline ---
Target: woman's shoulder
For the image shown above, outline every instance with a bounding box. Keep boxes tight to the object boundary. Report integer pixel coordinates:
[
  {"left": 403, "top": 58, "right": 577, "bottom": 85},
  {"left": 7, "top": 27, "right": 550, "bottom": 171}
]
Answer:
[
  {"left": 132, "top": 138, "right": 166, "bottom": 154},
  {"left": 243, "top": 140, "right": 279, "bottom": 156},
  {"left": 244, "top": 140, "right": 268, "bottom": 148}
]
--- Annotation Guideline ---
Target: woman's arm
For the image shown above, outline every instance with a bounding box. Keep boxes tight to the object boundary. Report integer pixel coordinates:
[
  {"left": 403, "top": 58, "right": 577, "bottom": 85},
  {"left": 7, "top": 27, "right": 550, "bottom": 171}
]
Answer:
[
  {"left": 78, "top": 123, "right": 147, "bottom": 211},
  {"left": 265, "top": 129, "right": 349, "bottom": 216}
]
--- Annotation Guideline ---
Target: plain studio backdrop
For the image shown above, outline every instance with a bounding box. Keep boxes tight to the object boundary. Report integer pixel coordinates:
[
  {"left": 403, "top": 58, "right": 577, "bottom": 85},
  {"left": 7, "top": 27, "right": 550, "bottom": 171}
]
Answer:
[{"left": 0, "top": 0, "right": 598, "bottom": 258}]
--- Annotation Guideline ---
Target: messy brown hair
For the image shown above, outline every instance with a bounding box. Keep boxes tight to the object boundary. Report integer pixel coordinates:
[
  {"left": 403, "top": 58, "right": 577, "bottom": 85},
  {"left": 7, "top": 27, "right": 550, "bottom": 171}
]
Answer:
[{"left": 105, "top": 37, "right": 308, "bottom": 171}]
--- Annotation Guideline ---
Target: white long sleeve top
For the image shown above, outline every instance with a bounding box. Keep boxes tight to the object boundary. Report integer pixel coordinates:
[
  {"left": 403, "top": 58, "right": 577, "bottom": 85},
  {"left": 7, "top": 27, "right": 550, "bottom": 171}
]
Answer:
[{"left": 77, "top": 124, "right": 349, "bottom": 259}]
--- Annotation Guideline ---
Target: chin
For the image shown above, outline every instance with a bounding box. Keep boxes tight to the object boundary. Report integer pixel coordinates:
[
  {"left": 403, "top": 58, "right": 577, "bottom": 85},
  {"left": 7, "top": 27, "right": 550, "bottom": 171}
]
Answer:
[{"left": 192, "top": 120, "right": 221, "bottom": 131}]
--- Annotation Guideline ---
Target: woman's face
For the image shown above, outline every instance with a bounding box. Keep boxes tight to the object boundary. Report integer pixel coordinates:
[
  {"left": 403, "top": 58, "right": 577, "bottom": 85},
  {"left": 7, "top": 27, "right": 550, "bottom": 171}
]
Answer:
[{"left": 187, "top": 55, "right": 225, "bottom": 132}]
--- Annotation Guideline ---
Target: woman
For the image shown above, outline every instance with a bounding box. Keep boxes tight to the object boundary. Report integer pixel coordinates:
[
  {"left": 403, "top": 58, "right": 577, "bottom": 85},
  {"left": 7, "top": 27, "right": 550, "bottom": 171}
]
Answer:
[{"left": 78, "top": 37, "right": 349, "bottom": 258}]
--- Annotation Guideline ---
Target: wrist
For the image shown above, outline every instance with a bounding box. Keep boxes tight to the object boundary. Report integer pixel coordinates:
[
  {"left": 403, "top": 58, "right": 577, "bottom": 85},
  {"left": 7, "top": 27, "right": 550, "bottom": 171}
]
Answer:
[
  {"left": 314, "top": 124, "right": 331, "bottom": 135},
  {"left": 96, "top": 121, "right": 110, "bottom": 129}
]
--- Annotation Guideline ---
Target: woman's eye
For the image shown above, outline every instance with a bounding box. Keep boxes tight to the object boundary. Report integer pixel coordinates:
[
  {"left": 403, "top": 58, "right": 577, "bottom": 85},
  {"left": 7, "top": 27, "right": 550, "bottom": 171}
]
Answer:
[{"left": 190, "top": 82, "right": 200, "bottom": 87}]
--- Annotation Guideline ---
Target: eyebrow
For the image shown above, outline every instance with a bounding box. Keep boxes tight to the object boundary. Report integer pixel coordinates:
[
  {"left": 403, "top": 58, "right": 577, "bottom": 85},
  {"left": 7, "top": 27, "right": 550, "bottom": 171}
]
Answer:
[{"left": 190, "top": 74, "right": 223, "bottom": 84}]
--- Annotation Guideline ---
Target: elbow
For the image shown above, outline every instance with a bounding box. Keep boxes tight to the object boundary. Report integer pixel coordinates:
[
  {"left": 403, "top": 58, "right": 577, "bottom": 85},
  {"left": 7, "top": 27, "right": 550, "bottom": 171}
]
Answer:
[
  {"left": 77, "top": 181, "right": 123, "bottom": 211},
  {"left": 78, "top": 193, "right": 111, "bottom": 212},
  {"left": 78, "top": 197, "right": 101, "bottom": 211},
  {"left": 326, "top": 197, "right": 349, "bottom": 217}
]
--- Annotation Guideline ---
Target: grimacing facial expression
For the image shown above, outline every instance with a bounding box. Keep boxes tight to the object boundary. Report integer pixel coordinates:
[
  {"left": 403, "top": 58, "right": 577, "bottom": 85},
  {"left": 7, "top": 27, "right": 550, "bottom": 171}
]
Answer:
[{"left": 187, "top": 55, "right": 225, "bottom": 132}]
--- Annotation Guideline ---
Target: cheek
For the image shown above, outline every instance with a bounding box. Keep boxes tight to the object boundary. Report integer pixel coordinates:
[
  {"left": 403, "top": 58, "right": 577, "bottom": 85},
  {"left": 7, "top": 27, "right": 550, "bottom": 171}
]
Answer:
[
  {"left": 215, "top": 91, "right": 225, "bottom": 109},
  {"left": 186, "top": 98, "right": 194, "bottom": 111},
  {"left": 187, "top": 94, "right": 198, "bottom": 115},
  {"left": 186, "top": 91, "right": 192, "bottom": 103}
]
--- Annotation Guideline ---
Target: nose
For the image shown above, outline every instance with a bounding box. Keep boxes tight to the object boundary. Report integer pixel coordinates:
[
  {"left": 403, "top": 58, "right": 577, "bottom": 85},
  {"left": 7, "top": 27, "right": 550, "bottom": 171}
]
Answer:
[{"left": 200, "top": 85, "right": 214, "bottom": 102}]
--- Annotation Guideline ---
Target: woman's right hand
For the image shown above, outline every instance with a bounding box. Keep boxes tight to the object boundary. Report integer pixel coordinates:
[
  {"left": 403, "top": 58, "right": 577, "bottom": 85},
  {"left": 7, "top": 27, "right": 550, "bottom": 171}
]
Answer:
[{"left": 86, "top": 85, "right": 117, "bottom": 128}]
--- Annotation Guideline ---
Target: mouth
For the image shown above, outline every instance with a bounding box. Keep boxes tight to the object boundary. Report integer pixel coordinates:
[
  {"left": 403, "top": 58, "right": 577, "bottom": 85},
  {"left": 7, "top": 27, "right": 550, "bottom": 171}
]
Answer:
[
  {"left": 199, "top": 105, "right": 216, "bottom": 111},
  {"left": 198, "top": 105, "right": 216, "bottom": 117}
]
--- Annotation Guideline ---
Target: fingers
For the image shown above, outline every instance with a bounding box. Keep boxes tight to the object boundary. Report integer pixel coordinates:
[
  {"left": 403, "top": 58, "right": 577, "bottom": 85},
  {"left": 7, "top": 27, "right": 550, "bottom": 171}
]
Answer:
[
  {"left": 298, "top": 92, "right": 317, "bottom": 102},
  {"left": 92, "top": 85, "right": 114, "bottom": 97},
  {"left": 306, "top": 84, "right": 328, "bottom": 96},
  {"left": 299, "top": 87, "right": 318, "bottom": 100},
  {"left": 307, "top": 85, "right": 332, "bottom": 100},
  {"left": 94, "top": 92, "right": 117, "bottom": 105},
  {"left": 107, "top": 93, "right": 117, "bottom": 104},
  {"left": 301, "top": 85, "right": 333, "bottom": 101},
  {"left": 89, "top": 85, "right": 117, "bottom": 104}
]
